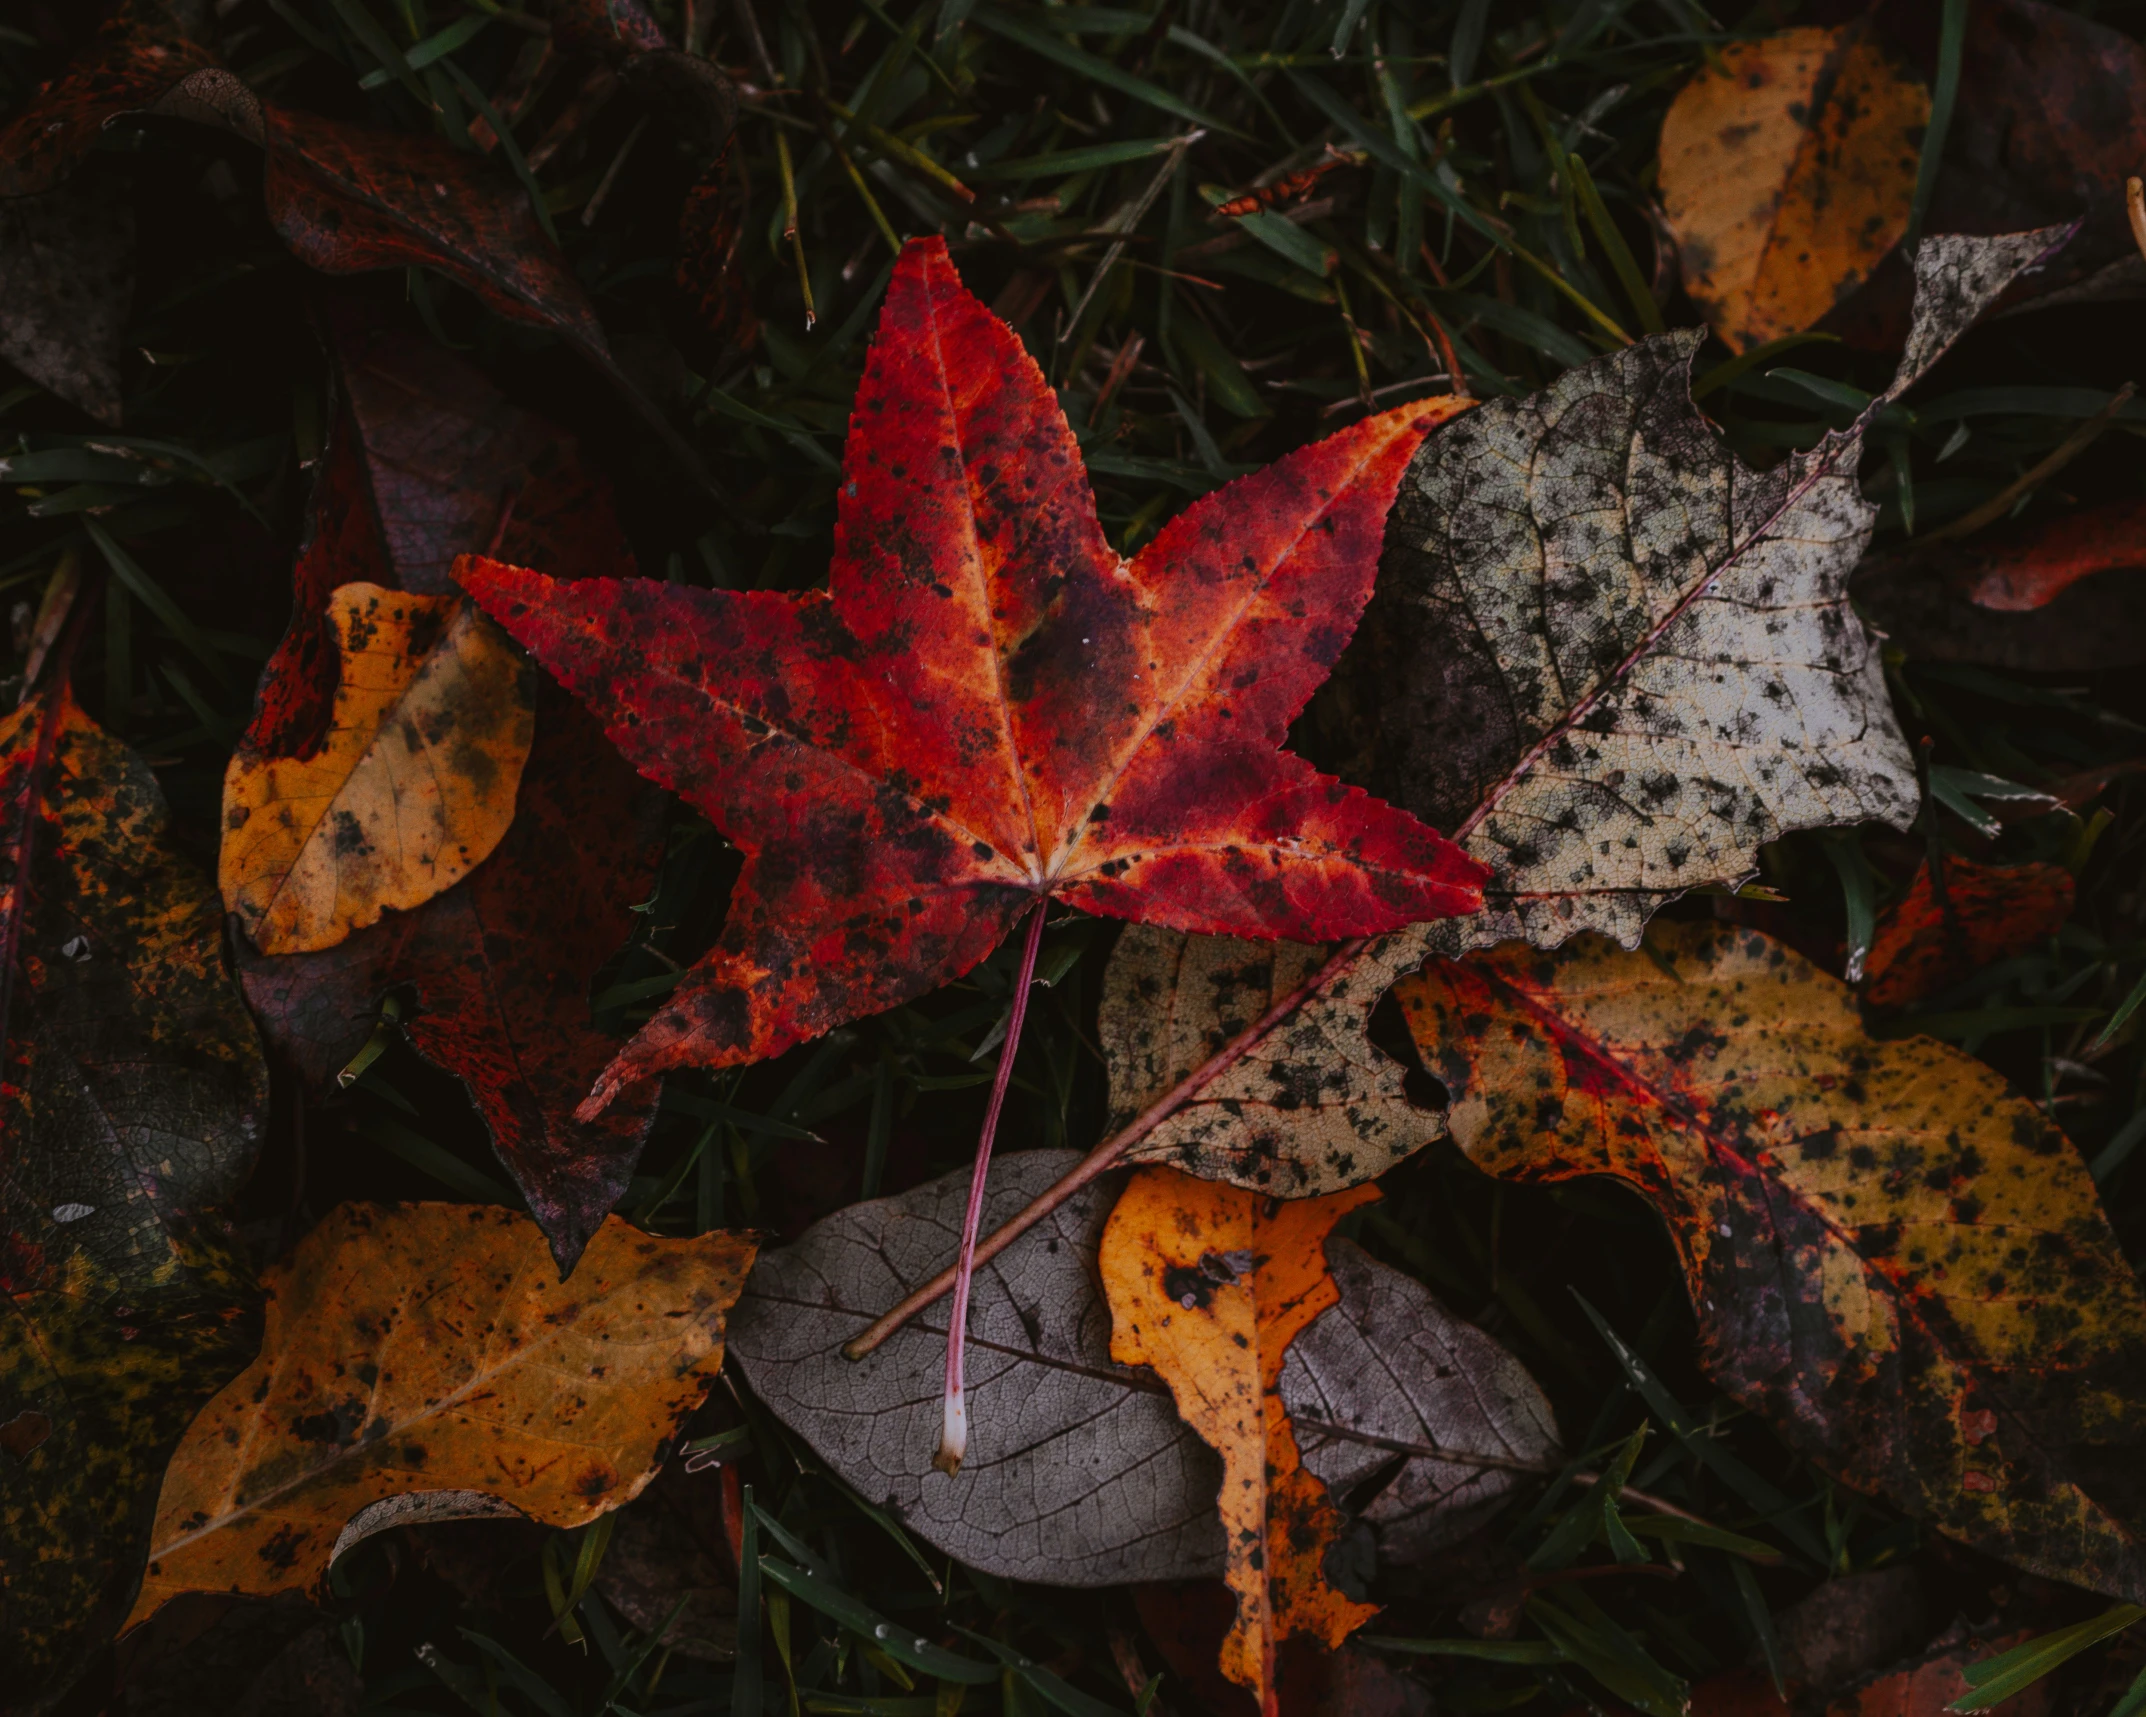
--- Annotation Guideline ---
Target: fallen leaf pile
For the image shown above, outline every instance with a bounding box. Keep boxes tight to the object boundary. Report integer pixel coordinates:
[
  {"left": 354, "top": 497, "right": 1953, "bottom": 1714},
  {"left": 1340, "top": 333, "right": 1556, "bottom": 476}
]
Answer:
[{"left": 2, "top": 5, "right": 2145, "bottom": 1716}]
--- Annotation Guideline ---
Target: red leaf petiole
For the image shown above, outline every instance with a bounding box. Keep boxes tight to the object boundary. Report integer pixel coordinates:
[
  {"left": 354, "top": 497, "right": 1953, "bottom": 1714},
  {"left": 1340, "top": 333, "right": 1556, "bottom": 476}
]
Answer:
[{"left": 934, "top": 898, "right": 1049, "bottom": 1476}]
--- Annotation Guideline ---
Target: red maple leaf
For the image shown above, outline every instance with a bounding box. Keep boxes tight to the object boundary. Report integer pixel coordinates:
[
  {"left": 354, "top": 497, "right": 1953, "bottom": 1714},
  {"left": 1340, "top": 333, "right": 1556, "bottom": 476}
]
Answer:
[{"left": 460, "top": 235, "right": 1485, "bottom": 1465}]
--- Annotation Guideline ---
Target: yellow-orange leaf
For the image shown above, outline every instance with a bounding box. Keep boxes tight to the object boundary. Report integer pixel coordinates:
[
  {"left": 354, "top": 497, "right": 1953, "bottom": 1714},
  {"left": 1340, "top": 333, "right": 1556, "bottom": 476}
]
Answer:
[
  {"left": 123, "top": 1202, "right": 756, "bottom": 1630},
  {"left": 1101, "top": 1168, "right": 1379, "bottom": 1714},
  {"left": 1659, "top": 25, "right": 1928, "bottom": 353},
  {"left": 220, "top": 583, "right": 534, "bottom": 954},
  {"left": 1397, "top": 921, "right": 2146, "bottom": 1604}
]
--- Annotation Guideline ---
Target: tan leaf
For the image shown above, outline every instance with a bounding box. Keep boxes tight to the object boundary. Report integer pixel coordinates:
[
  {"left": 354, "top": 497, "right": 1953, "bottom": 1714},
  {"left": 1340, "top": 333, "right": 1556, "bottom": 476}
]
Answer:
[
  {"left": 1102, "top": 1168, "right": 1380, "bottom": 1712},
  {"left": 220, "top": 583, "right": 535, "bottom": 954},
  {"left": 1395, "top": 920, "right": 2146, "bottom": 1604},
  {"left": 1659, "top": 26, "right": 1929, "bottom": 353},
  {"left": 1103, "top": 924, "right": 1443, "bottom": 1195},
  {"left": 122, "top": 1202, "right": 756, "bottom": 1629}
]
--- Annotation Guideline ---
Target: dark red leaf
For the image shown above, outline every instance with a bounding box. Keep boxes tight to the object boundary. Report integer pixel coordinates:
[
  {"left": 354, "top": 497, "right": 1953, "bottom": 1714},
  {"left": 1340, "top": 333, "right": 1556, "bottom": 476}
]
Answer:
[
  {"left": 243, "top": 309, "right": 636, "bottom": 762},
  {"left": 0, "top": 9, "right": 212, "bottom": 197},
  {"left": 238, "top": 690, "right": 664, "bottom": 1274},
  {"left": 460, "top": 236, "right": 1483, "bottom": 1113},
  {"left": 1865, "top": 857, "right": 2076, "bottom": 1008},
  {"left": 262, "top": 106, "right": 606, "bottom": 354}
]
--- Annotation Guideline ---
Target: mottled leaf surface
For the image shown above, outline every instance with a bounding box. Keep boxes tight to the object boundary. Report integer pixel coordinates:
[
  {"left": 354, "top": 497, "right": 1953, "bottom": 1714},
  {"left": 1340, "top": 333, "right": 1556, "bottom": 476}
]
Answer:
[
  {"left": 220, "top": 584, "right": 535, "bottom": 955},
  {"left": 729, "top": 1150, "right": 1228, "bottom": 1587},
  {"left": 125, "top": 1202, "right": 756, "bottom": 1629},
  {"left": 0, "top": 688, "right": 266, "bottom": 1698},
  {"left": 1101, "top": 923, "right": 1443, "bottom": 1195},
  {"left": 1329, "top": 229, "right": 2061, "bottom": 961},
  {"left": 1102, "top": 1169, "right": 1378, "bottom": 1708},
  {"left": 1395, "top": 921, "right": 2146, "bottom": 1602},
  {"left": 0, "top": 176, "right": 133, "bottom": 425},
  {"left": 1283, "top": 1238, "right": 1559, "bottom": 1568},
  {"left": 236, "top": 693, "right": 663, "bottom": 1273},
  {"left": 1865, "top": 857, "right": 2076, "bottom": 1009},
  {"left": 1658, "top": 26, "right": 1926, "bottom": 353},
  {"left": 462, "top": 236, "right": 1480, "bottom": 1111}
]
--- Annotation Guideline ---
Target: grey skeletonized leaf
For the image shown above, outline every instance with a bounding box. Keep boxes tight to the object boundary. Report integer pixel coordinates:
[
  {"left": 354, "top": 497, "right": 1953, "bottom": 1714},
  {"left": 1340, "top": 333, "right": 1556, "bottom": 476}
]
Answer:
[
  {"left": 729, "top": 1151, "right": 1227, "bottom": 1585},
  {"left": 1103, "top": 924, "right": 1444, "bottom": 1194},
  {"left": 1122, "top": 229, "right": 2064, "bottom": 1191},
  {"left": 1281, "top": 1239, "right": 1558, "bottom": 1567},
  {"left": 0, "top": 177, "right": 134, "bottom": 425},
  {"left": 1336, "top": 226, "right": 2068, "bottom": 956}
]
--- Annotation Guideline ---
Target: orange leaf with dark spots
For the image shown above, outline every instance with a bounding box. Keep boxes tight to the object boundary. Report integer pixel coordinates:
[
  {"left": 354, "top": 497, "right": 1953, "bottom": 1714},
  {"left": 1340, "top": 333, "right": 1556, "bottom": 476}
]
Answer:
[
  {"left": 1397, "top": 920, "right": 2146, "bottom": 1605},
  {"left": 1865, "top": 857, "right": 2075, "bottom": 1008},
  {"left": 122, "top": 1202, "right": 756, "bottom": 1632},
  {"left": 459, "top": 235, "right": 1483, "bottom": 1113},
  {"left": 1102, "top": 1167, "right": 1380, "bottom": 1714}
]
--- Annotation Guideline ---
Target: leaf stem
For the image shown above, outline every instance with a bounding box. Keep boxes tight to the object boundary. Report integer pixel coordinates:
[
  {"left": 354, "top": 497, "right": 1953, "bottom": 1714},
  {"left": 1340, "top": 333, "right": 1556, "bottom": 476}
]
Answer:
[
  {"left": 934, "top": 899, "right": 1049, "bottom": 1474},
  {"left": 850, "top": 933, "right": 1372, "bottom": 1364}
]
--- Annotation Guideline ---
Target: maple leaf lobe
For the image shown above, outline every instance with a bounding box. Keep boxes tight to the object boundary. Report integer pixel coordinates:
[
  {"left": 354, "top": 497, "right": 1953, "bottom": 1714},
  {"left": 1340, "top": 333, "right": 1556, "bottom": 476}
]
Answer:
[{"left": 460, "top": 236, "right": 1482, "bottom": 1109}]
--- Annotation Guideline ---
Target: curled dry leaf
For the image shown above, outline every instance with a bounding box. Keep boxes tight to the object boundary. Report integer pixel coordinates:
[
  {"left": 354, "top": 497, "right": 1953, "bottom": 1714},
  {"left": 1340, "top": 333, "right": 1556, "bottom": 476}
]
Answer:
[
  {"left": 0, "top": 685, "right": 267, "bottom": 1699},
  {"left": 1864, "top": 857, "right": 2076, "bottom": 1009},
  {"left": 1284, "top": 1238, "right": 1559, "bottom": 1568},
  {"left": 0, "top": 175, "right": 133, "bottom": 425},
  {"left": 730, "top": 1151, "right": 1229, "bottom": 1587},
  {"left": 123, "top": 1202, "right": 757, "bottom": 1630},
  {"left": 1101, "top": 924, "right": 1443, "bottom": 1194},
  {"left": 1102, "top": 1167, "right": 1380, "bottom": 1712},
  {"left": 1658, "top": 25, "right": 1927, "bottom": 353},
  {"left": 1395, "top": 919, "right": 2146, "bottom": 1603},
  {"left": 459, "top": 235, "right": 1481, "bottom": 1111},
  {"left": 236, "top": 692, "right": 663, "bottom": 1275},
  {"left": 220, "top": 583, "right": 536, "bottom": 956}
]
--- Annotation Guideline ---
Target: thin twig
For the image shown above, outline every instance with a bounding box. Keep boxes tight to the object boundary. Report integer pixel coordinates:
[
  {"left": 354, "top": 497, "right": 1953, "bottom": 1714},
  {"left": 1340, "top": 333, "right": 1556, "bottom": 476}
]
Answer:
[{"left": 1921, "top": 381, "right": 2137, "bottom": 543}]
